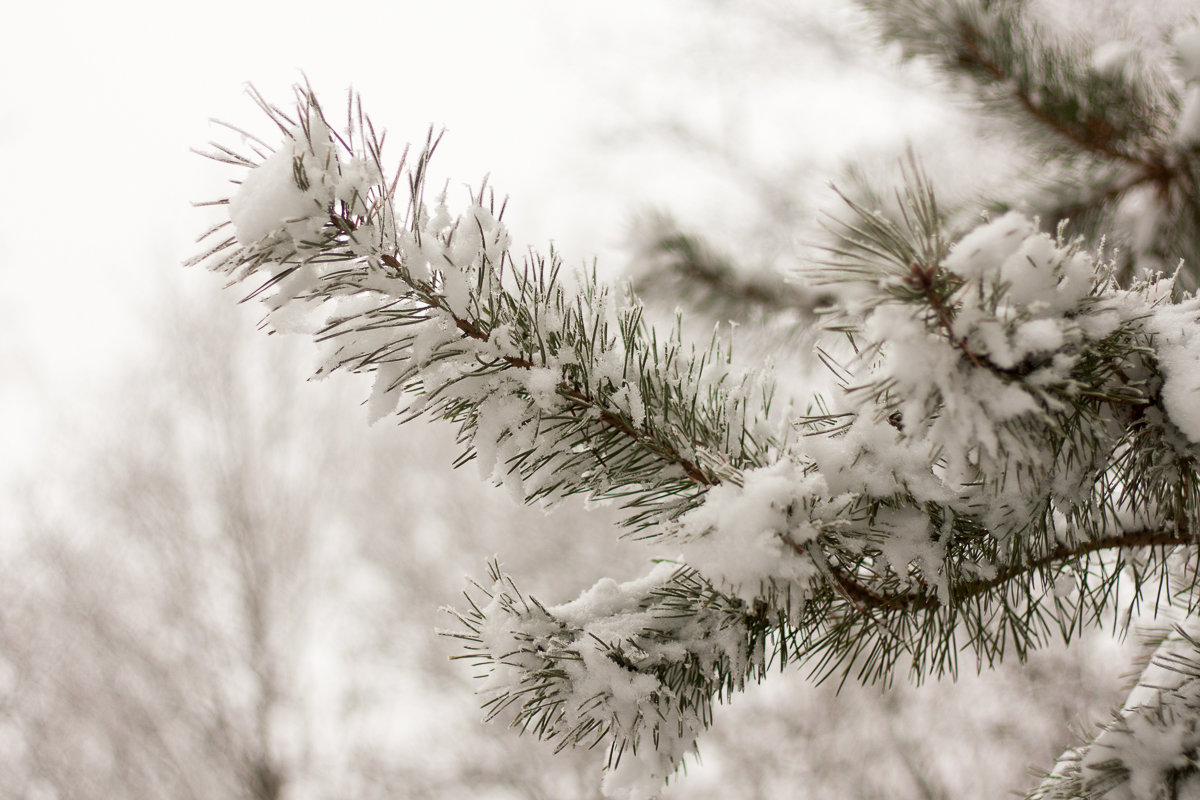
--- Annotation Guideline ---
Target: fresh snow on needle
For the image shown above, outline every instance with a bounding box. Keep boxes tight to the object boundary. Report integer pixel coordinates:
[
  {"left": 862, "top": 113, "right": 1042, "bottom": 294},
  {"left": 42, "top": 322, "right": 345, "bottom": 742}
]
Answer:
[{"left": 229, "top": 141, "right": 313, "bottom": 246}]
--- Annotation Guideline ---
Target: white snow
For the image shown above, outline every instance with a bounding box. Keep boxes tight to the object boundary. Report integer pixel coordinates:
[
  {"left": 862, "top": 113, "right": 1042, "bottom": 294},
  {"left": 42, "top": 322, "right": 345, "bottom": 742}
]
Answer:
[
  {"left": 678, "top": 460, "right": 823, "bottom": 605},
  {"left": 1078, "top": 620, "right": 1200, "bottom": 800},
  {"left": 1146, "top": 296, "right": 1200, "bottom": 445},
  {"left": 522, "top": 366, "right": 562, "bottom": 412},
  {"left": 1173, "top": 27, "right": 1200, "bottom": 145},
  {"left": 1091, "top": 39, "right": 1138, "bottom": 78},
  {"left": 943, "top": 211, "right": 1035, "bottom": 281},
  {"left": 873, "top": 505, "right": 939, "bottom": 580},
  {"left": 470, "top": 559, "right": 741, "bottom": 800},
  {"left": 1175, "top": 86, "right": 1200, "bottom": 146},
  {"left": 802, "top": 414, "right": 950, "bottom": 503},
  {"left": 1173, "top": 26, "right": 1200, "bottom": 82},
  {"left": 1113, "top": 184, "right": 1168, "bottom": 273},
  {"left": 944, "top": 211, "right": 1092, "bottom": 314},
  {"left": 229, "top": 140, "right": 316, "bottom": 246},
  {"left": 1013, "top": 318, "right": 1066, "bottom": 356}
]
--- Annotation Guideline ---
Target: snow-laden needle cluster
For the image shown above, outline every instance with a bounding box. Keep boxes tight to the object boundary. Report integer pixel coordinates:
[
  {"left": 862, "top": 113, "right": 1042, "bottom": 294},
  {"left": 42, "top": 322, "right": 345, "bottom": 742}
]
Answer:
[{"left": 194, "top": 81, "right": 1200, "bottom": 799}]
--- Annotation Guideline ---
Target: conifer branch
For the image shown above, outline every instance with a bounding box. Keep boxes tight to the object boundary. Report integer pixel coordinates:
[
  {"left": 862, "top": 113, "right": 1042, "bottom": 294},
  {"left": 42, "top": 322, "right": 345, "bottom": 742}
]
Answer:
[
  {"left": 953, "top": 17, "right": 1152, "bottom": 168},
  {"left": 375, "top": 254, "right": 720, "bottom": 488},
  {"left": 813, "top": 525, "right": 1195, "bottom": 615},
  {"left": 193, "top": 87, "right": 780, "bottom": 535},
  {"left": 628, "top": 213, "right": 827, "bottom": 323},
  {"left": 192, "top": 79, "right": 1200, "bottom": 799},
  {"left": 858, "top": 0, "right": 1176, "bottom": 166}
]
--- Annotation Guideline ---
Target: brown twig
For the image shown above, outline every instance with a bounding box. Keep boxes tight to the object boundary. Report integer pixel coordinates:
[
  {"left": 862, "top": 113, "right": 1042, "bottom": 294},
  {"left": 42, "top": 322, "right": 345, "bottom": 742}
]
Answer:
[
  {"left": 955, "top": 21, "right": 1155, "bottom": 170},
  {"left": 379, "top": 253, "right": 718, "bottom": 488},
  {"left": 794, "top": 525, "right": 1193, "bottom": 615},
  {"left": 904, "top": 261, "right": 984, "bottom": 367}
]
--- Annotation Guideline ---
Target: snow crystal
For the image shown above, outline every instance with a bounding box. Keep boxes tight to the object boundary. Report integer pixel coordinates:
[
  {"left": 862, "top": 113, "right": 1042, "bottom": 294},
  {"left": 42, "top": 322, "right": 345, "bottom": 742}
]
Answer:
[
  {"left": 874, "top": 505, "right": 939, "bottom": 578},
  {"left": 444, "top": 204, "right": 511, "bottom": 270},
  {"left": 1113, "top": 185, "right": 1167, "bottom": 272},
  {"left": 610, "top": 382, "right": 647, "bottom": 429},
  {"left": 802, "top": 414, "right": 951, "bottom": 504},
  {"left": 1004, "top": 231, "right": 1065, "bottom": 306},
  {"left": 550, "top": 562, "right": 677, "bottom": 627},
  {"left": 969, "top": 318, "right": 1018, "bottom": 368},
  {"left": 944, "top": 212, "right": 1091, "bottom": 315},
  {"left": 366, "top": 364, "right": 404, "bottom": 423},
  {"left": 267, "top": 296, "right": 329, "bottom": 335},
  {"left": 333, "top": 157, "right": 378, "bottom": 205},
  {"left": 523, "top": 367, "right": 562, "bottom": 412},
  {"left": 440, "top": 266, "right": 472, "bottom": 316},
  {"left": 974, "top": 371, "right": 1040, "bottom": 421},
  {"left": 1013, "top": 318, "right": 1066, "bottom": 357}
]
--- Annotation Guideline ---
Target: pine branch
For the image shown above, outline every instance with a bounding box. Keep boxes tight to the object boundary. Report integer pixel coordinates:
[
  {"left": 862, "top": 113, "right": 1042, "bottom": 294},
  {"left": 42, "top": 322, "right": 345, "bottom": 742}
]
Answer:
[
  {"left": 192, "top": 84, "right": 1200, "bottom": 798},
  {"left": 858, "top": 0, "right": 1177, "bottom": 168},
  {"left": 627, "top": 212, "right": 827, "bottom": 323},
  {"left": 856, "top": 0, "right": 1200, "bottom": 290},
  {"left": 954, "top": 19, "right": 1155, "bottom": 168},
  {"left": 192, "top": 87, "right": 787, "bottom": 534},
  {"left": 1030, "top": 620, "right": 1200, "bottom": 799},
  {"left": 813, "top": 525, "right": 1194, "bottom": 615},
  {"left": 734, "top": 172, "right": 1200, "bottom": 686},
  {"left": 371, "top": 251, "right": 719, "bottom": 489},
  {"left": 447, "top": 560, "right": 770, "bottom": 787}
]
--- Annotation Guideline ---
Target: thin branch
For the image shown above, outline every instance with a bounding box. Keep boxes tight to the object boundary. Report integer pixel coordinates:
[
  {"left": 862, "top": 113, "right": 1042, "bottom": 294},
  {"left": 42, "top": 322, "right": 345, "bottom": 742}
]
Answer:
[
  {"left": 378, "top": 254, "right": 719, "bottom": 488},
  {"left": 812, "top": 524, "right": 1194, "bottom": 614},
  {"left": 955, "top": 18, "right": 1161, "bottom": 173},
  {"left": 904, "top": 260, "right": 983, "bottom": 367}
]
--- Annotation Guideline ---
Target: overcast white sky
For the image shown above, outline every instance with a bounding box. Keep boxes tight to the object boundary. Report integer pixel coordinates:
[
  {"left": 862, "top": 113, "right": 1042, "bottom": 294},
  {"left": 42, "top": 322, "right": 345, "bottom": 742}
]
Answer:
[{"left": 0, "top": 1, "right": 946, "bottom": 489}]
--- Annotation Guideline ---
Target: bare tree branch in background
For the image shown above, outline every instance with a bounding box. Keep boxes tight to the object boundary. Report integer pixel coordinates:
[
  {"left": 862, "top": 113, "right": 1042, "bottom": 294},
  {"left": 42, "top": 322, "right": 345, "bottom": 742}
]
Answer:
[{"left": 0, "top": 282, "right": 634, "bottom": 800}]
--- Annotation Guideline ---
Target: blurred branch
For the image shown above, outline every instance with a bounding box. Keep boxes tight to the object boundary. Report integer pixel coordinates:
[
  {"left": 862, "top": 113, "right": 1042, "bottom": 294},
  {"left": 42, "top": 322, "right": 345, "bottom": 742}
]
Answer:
[{"left": 628, "top": 211, "right": 829, "bottom": 323}]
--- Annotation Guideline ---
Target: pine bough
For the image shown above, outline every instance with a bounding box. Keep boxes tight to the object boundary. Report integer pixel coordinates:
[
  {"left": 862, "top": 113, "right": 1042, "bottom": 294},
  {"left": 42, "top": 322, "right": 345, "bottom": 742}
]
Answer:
[{"left": 193, "top": 9, "right": 1200, "bottom": 795}]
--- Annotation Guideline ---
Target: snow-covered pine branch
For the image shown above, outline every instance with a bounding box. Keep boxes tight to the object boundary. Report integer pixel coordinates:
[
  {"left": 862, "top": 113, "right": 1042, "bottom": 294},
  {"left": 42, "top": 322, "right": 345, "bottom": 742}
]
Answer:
[
  {"left": 446, "top": 560, "right": 769, "bottom": 798},
  {"left": 194, "top": 88, "right": 785, "bottom": 531},
  {"left": 193, "top": 83, "right": 1200, "bottom": 798},
  {"left": 856, "top": 0, "right": 1200, "bottom": 290},
  {"left": 859, "top": 0, "right": 1176, "bottom": 164},
  {"left": 1032, "top": 619, "right": 1200, "bottom": 800}
]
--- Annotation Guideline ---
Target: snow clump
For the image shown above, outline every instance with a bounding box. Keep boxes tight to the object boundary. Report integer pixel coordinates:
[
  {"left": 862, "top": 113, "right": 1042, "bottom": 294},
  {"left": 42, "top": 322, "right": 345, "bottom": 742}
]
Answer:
[
  {"left": 677, "top": 459, "right": 828, "bottom": 606},
  {"left": 228, "top": 115, "right": 380, "bottom": 249},
  {"left": 1145, "top": 294, "right": 1200, "bottom": 444}
]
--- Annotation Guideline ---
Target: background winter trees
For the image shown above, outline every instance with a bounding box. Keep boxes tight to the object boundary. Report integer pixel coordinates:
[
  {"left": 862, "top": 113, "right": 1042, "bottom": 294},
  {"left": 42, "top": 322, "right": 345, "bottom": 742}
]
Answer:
[{"left": 0, "top": 288, "right": 640, "bottom": 799}]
